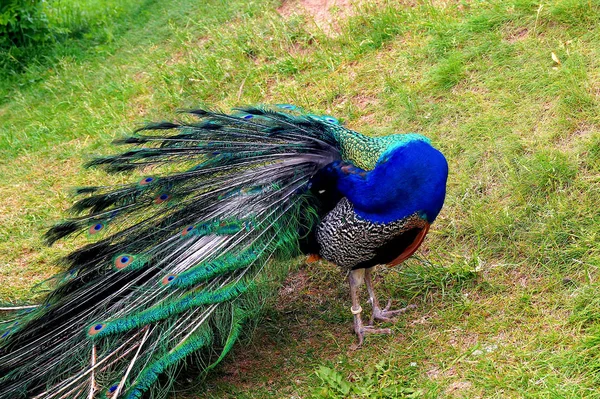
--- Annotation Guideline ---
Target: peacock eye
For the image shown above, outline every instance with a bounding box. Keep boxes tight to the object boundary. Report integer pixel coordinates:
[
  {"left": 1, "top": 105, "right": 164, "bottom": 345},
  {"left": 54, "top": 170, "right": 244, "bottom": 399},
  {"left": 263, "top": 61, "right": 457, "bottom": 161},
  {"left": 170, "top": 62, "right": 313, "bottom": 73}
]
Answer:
[
  {"left": 89, "top": 223, "right": 105, "bottom": 235},
  {"left": 139, "top": 176, "right": 156, "bottom": 186},
  {"left": 114, "top": 254, "right": 135, "bottom": 269},
  {"left": 88, "top": 323, "right": 106, "bottom": 335},
  {"left": 155, "top": 193, "right": 171, "bottom": 204},
  {"left": 181, "top": 225, "right": 195, "bottom": 236},
  {"left": 162, "top": 274, "right": 178, "bottom": 285}
]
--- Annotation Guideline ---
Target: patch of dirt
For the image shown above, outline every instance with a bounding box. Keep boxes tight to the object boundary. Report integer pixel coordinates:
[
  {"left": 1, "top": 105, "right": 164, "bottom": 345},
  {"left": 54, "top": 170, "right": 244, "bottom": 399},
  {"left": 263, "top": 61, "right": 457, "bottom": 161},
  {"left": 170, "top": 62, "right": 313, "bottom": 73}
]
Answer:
[
  {"left": 132, "top": 71, "right": 150, "bottom": 83},
  {"left": 447, "top": 330, "right": 479, "bottom": 351},
  {"left": 277, "top": 0, "right": 355, "bottom": 36},
  {"left": 287, "top": 42, "right": 313, "bottom": 58},
  {"left": 555, "top": 123, "right": 596, "bottom": 152},
  {"left": 505, "top": 27, "right": 529, "bottom": 43},
  {"left": 165, "top": 50, "right": 188, "bottom": 66},
  {"left": 276, "top": 268, "right": 311, "bottom": 309},
  {"left": 426, "top": 366, "right": 441, "bottom": 379},
  {"left": 445, "top": 380, "right": 473, "bottom": 395},
  {"left": 426, "top": 365, "right": 458, "bottom": 380},
  {"left": 353, "top": 95, "right": 382, "bottom": 124},
  {"left": 354, "top": 95, "right": 380, "bottom": 110},
  {"left": 211, "top": 262, "right": 352, "bottom": 393},
  {"left": 217, "top": 333, "right": 282, "bottom": 388}
]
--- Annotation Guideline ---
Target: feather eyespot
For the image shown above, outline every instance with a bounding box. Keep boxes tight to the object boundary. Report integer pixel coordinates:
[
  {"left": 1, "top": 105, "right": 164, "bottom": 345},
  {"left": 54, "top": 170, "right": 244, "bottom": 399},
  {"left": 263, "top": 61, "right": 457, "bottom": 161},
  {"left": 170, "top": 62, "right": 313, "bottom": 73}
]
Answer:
[
  {"left": 1, "top": 331, "right": 9, "bottom": 338},
  {"left": 162, "top": 274, "right": 177, "bottom": 285},
  {"left": 139, "top": 177, "right": 155, "bottom": 186},
  {"left": 181, "top": 226, "right": 194, "bottom": 237},
  {"left": 242, "top": 114, "right": 254, "bottom": 120},
  {"left": 88, "top": 323, "right": 106, "bottom": 336},
  {"left": 154, "top": 193, "right": 170, "bottom": 204},
  {"left": 114, "top": 255, "right": 134, "bottom": 270},
  {"left": 106, "top": 383, "right": 119, "bottom": 397},
  {"left": 324, "top": 116, "right": 339, "bottom": 124},
  {"left": 89, "top": 223, "right": 104, "bottom": 235}
]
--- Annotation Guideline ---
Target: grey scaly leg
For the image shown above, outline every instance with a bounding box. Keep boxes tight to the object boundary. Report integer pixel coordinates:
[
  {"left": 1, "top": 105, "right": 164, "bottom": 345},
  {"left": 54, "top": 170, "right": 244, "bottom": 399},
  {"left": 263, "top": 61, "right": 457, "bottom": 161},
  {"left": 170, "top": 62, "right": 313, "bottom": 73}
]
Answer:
[
  {"left": 364, "top": 267, "right": 416, "bottom": 324},
  {"left": 349, "top": 268, "right": 391, "bottom": 347}
]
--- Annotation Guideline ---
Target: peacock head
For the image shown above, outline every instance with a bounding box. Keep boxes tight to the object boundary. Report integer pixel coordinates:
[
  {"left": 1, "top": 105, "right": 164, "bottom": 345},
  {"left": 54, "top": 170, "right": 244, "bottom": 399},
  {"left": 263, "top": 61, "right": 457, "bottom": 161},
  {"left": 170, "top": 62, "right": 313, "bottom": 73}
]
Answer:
[{"left": 338, "top": 135, "right": 448, "bottom": 224}]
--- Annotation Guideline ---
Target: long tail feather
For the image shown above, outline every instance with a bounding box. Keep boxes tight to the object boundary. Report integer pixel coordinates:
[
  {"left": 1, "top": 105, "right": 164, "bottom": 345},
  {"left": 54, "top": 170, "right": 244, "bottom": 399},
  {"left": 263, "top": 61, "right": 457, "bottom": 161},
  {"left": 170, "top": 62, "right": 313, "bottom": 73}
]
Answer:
[{"left": 0, "top": 105, "right": 343, "bottom": 398}]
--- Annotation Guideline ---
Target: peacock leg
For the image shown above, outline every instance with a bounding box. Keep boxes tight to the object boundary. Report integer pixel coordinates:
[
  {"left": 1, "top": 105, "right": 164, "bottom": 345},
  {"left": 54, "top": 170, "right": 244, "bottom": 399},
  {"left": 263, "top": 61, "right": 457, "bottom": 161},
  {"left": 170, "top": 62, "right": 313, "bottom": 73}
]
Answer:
[
  {"left": 349, "top": 268, "right": 391, "bottom": 347},
  {"left": 365, "top": 267, "right": 416, "bottom": 324}
]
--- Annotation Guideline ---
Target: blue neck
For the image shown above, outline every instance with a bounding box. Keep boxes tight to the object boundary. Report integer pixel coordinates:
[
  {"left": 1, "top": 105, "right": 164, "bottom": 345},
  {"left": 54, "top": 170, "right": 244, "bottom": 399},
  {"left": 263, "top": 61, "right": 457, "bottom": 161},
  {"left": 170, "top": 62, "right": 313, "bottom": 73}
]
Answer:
[{"left": 329, "top": 139, "right": 448, "bottom": 224}]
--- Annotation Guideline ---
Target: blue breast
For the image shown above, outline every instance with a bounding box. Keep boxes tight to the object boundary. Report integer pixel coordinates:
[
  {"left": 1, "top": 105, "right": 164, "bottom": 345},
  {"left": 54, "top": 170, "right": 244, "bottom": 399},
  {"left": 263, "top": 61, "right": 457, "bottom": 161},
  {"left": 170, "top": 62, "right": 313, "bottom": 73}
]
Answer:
[{"left": 331, "top": 138, "right": 448, "bottom": 224}]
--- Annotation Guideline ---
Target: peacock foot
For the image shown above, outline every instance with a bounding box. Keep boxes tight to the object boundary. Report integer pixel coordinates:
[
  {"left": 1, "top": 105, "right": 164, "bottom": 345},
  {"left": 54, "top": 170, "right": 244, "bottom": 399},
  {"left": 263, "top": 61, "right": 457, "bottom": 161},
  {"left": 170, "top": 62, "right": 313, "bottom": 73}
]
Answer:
[
  {"left": 370, "top": 300, "right": 416, "bottom": 324},
  {"left": 351, "top": 304, "right": 392, "bottom": 348},
  {"left": 354, "top": 325, "right": 392, "bottom": 348}
]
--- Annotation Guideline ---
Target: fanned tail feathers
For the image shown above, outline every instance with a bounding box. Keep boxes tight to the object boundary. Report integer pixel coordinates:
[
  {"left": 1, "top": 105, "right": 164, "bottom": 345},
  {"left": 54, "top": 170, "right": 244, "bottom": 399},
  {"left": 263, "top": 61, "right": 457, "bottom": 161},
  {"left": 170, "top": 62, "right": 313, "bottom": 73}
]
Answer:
[{"left": 0, "top": 106, "right": 343, "bottom": 398}]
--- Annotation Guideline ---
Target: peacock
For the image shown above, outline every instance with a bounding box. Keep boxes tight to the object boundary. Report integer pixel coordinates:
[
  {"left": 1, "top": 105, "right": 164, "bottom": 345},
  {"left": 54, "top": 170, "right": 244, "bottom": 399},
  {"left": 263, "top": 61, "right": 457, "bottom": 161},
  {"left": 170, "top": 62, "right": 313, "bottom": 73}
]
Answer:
[{"left": 0, "top": 104, "right": 448, "bottom": 398}]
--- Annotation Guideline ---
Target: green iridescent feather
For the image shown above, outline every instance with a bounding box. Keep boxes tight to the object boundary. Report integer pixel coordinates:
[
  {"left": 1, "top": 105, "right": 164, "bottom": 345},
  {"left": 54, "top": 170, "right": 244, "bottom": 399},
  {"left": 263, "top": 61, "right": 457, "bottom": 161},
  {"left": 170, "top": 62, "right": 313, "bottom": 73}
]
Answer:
[{"left": 0, "top": 105, "right": 335, "bottom": 399}]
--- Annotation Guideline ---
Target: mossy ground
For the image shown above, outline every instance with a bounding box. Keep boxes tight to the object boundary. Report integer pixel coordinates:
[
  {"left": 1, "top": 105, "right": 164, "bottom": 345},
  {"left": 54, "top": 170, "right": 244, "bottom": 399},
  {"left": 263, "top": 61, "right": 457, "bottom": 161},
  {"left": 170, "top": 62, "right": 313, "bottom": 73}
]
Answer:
[{"left": 1, "top": 0, "right": 599, "bottom": 397}]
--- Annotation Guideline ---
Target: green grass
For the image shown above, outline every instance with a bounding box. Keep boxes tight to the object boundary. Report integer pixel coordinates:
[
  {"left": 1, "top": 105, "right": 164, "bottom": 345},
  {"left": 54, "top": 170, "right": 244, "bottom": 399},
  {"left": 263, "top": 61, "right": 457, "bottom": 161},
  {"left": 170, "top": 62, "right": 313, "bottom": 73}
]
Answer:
[{"left": 1, "top": 0, "right": 600, "bottom": 397}]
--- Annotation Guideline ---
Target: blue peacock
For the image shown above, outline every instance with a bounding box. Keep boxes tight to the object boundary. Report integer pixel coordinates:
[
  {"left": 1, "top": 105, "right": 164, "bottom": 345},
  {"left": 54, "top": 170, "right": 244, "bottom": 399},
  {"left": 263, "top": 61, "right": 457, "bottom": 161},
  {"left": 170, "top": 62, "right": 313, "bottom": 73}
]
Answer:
[{"left": 0, "top": 105, "right": 448, "bottom": 398}]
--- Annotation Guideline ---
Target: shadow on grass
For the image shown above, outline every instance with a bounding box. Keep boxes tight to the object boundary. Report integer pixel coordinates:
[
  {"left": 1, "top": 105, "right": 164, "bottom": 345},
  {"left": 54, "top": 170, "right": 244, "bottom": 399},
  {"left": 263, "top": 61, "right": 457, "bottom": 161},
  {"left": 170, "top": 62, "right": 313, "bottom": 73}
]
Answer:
[{"left": 0, "top": 0, "right": 159, "bottom": 103}]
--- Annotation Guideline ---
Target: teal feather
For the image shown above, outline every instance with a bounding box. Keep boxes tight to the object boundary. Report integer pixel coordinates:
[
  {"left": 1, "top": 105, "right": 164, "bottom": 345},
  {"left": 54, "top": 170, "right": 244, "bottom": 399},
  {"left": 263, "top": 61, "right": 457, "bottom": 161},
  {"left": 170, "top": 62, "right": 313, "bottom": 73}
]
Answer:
[
  {"left": 205, "top": 306, "right": 247, "bottom": 373},
  {"left": 88, "top": 282, "right": 251, "bottom": 339},
  {"left": 169, "top": 249, "right": 257, "bottom": 289},
  {"left": 113, "top": 253, "right": 149, "bottom": 271},
  {"left": 124, "top": 328, "right": 213, "bottom": 399}
]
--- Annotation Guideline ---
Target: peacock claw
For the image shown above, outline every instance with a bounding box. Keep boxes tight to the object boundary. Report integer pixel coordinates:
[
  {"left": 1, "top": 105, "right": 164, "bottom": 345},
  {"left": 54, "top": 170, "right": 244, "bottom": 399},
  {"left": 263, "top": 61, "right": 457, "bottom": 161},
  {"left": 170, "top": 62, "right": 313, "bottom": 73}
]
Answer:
[
  {"left": 370, "top": 301, "right": 417, "bottom": 324},
  {"left": 353, "top": 324, "right": 392, "bottom": 348}
]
